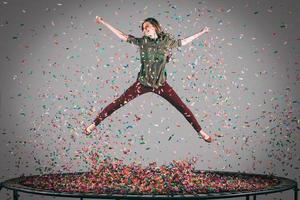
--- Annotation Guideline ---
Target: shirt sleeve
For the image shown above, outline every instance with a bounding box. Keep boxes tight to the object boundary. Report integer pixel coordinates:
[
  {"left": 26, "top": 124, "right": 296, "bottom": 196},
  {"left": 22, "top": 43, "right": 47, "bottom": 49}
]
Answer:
[
  {"left": 166, "top": 33, "right": 182, "bottom": 49},
  {"left": 126, "top": 34, "right": 142, "bottom": 46}
]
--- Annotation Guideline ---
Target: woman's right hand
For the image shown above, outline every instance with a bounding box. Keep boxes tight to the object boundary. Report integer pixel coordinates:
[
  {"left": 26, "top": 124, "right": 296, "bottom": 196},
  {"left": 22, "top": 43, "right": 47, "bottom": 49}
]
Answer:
[
  {"left": 96, "top": 16, "right": 104, "bottom": 24},
  {"left": 202, "top": 26, "right": 210, "bottom": 33},
  {"left": 94, "top": 16, "right": 127, "bottom": 41}
]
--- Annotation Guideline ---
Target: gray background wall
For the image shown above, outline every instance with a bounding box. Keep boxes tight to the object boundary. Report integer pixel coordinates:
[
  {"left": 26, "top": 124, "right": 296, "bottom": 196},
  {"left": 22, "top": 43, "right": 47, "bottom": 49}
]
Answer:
[{"left": 0, "top": 0, "right": 299, "bottom": 199}]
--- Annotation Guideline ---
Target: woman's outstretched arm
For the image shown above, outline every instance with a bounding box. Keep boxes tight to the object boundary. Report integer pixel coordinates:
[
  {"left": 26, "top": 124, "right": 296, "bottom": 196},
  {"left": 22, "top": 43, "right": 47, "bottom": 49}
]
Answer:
[
  {"left": 96, "top": 16, "right": 129, "bottom": 41},
  {"left": 181, "top": 26, "right": 210, "bottom": 46}
]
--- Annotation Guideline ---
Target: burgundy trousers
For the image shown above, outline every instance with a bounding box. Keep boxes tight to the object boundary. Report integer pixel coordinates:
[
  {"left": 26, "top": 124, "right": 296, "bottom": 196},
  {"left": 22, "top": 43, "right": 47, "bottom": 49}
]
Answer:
[{"left": 93, "top": 80, "right": 202, "bottom": 133}]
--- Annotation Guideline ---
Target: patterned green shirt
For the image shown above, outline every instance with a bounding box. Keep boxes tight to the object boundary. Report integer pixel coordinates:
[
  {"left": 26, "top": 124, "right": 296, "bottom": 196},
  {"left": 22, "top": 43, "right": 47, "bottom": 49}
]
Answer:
[{"left": 127, "top": 32, "right": 182, "bottom": 88}]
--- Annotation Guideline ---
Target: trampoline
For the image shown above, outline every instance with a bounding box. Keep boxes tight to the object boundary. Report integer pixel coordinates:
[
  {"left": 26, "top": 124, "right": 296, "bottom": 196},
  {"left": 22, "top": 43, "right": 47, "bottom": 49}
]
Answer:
[{"left": 0, "top": 170, "right": 298, "bottom": 200}]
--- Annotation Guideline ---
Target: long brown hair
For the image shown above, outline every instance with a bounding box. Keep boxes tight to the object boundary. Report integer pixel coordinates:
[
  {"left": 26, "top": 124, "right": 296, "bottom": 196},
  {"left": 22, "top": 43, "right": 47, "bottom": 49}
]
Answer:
[{"left": 141, "top": 18, "right": 163, "bottom": 35}]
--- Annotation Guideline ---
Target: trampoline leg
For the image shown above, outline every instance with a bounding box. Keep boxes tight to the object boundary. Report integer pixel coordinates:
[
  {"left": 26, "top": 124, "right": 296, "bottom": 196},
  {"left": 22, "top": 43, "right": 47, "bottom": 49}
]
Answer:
[
  {"left": 246, "top": 195, "right": 249, "bottom": 200},
  {"left": 13, "top": 190, "right": 19, "bottom": 200},
  {"left": 294, "top": 186, "right": 298, "bottom": 200},
  {"left": 253, "top": 195, "right": 256, "bottom": 200}
]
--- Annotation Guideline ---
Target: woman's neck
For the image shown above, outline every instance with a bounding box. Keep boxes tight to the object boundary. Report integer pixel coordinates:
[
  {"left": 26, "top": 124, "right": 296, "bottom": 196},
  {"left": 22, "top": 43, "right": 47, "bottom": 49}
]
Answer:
[{"left": 147, "top": 32, "right": 158, "bottom": 39}]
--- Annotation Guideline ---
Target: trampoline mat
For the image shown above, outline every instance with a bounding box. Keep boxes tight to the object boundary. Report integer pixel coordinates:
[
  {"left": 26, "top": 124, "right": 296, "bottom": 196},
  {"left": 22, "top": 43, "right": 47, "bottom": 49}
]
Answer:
[{"left": 3, "top": 160, "right": 286, "bottom": 197}]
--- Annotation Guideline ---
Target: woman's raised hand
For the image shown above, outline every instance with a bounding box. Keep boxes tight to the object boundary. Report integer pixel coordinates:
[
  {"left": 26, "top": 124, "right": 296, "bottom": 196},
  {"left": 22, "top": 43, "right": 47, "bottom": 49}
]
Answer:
[
  {"left": 96, "top": 16, "right": 104, "bottom": 24},
  {"left": 202, "top": 26, "right": 210, "bottom": 33}
]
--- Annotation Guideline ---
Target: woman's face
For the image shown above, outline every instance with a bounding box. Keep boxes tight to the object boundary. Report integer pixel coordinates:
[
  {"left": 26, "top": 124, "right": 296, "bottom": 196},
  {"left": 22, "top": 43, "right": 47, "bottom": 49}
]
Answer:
[{"left": 142, "top": 22, "right": 157, "bottom": 38}]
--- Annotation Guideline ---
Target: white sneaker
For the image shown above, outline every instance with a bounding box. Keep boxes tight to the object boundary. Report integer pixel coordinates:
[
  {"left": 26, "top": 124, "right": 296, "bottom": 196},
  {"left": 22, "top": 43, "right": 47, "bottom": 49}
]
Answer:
[{"left": 84, "top": 123, "right": 96, "bottom": 135}]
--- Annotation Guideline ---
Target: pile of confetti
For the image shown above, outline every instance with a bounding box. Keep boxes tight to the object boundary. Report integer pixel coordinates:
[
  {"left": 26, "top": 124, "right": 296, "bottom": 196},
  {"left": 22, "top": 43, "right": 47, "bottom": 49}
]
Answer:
[{"left": 21, "top": 159, "right": 279, "bottom": 195}]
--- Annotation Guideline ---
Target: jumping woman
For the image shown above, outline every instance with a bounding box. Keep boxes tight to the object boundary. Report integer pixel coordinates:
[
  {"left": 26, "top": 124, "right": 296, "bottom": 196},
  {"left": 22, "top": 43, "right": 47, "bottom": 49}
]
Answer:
[{"left": 85, "top": 16, "right": 212, "bottom": 143}]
